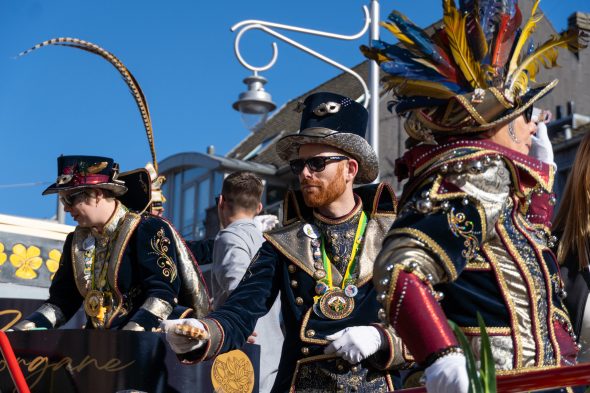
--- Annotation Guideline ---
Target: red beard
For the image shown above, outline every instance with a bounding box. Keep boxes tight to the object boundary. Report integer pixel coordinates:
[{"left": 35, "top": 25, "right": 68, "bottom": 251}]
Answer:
[{"left": 301, "top": 165, "right": 347, "bottom": 208}]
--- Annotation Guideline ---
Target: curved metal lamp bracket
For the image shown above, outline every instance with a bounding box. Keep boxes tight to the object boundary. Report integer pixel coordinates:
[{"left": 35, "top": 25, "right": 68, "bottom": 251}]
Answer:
[{"left": 230, "top": 6, "right": 371, "bottom": 108}]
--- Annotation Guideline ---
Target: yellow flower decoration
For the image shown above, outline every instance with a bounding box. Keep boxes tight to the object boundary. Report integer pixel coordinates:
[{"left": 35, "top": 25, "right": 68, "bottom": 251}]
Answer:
[
  {"left": 0, "top": 243, "right": 6, "bottom": 266},
  {"left": 46, "top": 249, "right": 61, "bottom": 280},
  {"left": 10, "top": 244, "right": 43, "bottom": 280}
]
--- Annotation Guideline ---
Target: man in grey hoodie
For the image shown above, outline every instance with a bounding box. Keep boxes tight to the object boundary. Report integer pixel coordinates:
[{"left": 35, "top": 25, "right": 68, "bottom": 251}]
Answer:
[{"left": 213, "top": 171, "right": 282, "bottom": 393}]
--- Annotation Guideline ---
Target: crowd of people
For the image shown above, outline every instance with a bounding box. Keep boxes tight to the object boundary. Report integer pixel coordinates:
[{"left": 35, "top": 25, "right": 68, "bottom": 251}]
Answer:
[{"left": 11, "top": 0, "right": 590, "bottom": 392}]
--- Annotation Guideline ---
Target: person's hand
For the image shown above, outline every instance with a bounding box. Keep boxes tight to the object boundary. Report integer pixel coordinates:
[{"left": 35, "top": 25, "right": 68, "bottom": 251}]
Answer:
[
  {"left": 530, "top": 122, "right": 554, "bottom": 165},
  {"left": 159, "top": 318, "right": 209, "bottom": 354},
  {"left": 254, "top": 214, "right": 279, "bottom": 232},
  {"left": 424, "top": 353, "right": 469, "bottom": 393},
  {"left": 247, "top": 331, "right": 258, "bottom": 344},
  {"left": 324, "top": 326, "right": 385, "bottom": 364}
]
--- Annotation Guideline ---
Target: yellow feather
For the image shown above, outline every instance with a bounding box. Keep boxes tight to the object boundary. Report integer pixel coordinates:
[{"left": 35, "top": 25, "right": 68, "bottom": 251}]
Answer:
[
  {"left": 506, "top": 0, "right": 543, "bottom": 77},
  {"left": 381, "top": 21, "right": 415, "bottom": 46},
  {"left": 383, "top": 76, "right": 456, "bottom": 99},
  {"left": 509, "top": 30, "right": 584, "bottom": 89},
  {"left": 511, "top": 71, "right": 530, "bottom": 97},
  {"left": 442, "top": 0, "right": 487, "bottom": 89}
]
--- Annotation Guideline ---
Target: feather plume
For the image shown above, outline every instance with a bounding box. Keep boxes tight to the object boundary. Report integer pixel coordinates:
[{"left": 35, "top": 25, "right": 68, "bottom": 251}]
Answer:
[
  {"left": 382, "top": 76, "right": 457, "bottom": 99},
  {"left": 506, "top": 0, "right": 543, "bottom": 77},
  {"left": 509, "top": 29, "right": 588, "bottom": 90},
  {"left": 443, "top": 0, "right": 488, "bottom": 89},
  {"left": 491, "top": 5, "right": 522, "bottom": 68},
  {"left": 387, "top": 10, "right": 455, "bottom": 77},
  {"left": 460, "top": 0, "right": 489, "bottom": 61},
  {"left": 479, "top": 0, "right": 506, "bottom": 40},
  {"left": 19, "top": 37, "right": 159, "bottom": 172},
  {"left": 381, "top": 21, "right": 415, "bottom": 46}
]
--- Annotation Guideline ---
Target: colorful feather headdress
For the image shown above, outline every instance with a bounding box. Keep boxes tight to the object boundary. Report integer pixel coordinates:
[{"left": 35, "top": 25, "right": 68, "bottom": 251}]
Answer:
[
  {"left": 20, "top": 37, "right": 166, "bottom": 211},
  {"left": 362, "top": 0, "right": 587, "bottom": 142}
]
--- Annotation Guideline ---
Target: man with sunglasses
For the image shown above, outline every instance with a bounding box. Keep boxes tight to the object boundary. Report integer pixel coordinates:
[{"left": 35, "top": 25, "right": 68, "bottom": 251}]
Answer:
[
  {"left": 14, "top": 155, "right": 209, "bottom": 331},
  {"left": 162, "top": 92, "right": 409, "bottom": 392}
]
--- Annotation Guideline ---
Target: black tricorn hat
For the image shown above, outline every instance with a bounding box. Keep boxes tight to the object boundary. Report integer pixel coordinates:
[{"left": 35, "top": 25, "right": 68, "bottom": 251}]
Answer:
[
  {"left": 276, "top": 92, "right": 378, "bottom": 184},
  {"left": 42, "top": 155, "right": 127, "bottom": 196},
  {"left": 117, "top": 168, "right": 152, "bottom": 213}
]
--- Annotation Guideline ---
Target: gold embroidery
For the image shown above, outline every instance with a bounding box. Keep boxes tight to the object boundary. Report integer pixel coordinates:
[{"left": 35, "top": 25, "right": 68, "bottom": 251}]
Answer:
[
  {"left": 150, "top": 228, "right": 177, "bottom": 283},
  {"left": 447, "top": 208, "right": 479, "bottom": 261}
]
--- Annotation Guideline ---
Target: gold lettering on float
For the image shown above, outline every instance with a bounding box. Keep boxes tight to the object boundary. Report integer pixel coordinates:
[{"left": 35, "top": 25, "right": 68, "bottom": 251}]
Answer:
[
  {"left": 0, "top": 355, "right": 135, "bottom": 388},
  {"left": 0, "top": 310, "right": 22, "bottom": 331}
]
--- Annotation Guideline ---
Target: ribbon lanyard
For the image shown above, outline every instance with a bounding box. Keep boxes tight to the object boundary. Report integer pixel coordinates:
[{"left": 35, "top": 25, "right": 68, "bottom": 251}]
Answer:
[{"left": 320, "top": 211, "right": 368, "bottom": 289}]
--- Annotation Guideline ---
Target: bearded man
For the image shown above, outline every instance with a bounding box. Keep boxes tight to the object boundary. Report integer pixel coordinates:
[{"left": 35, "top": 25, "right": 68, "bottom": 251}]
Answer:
[{"left": 161, "top": 92, "right": 410, "bottom": 392}]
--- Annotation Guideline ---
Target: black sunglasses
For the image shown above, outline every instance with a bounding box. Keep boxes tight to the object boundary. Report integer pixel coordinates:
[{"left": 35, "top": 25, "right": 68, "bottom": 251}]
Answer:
[
  {"left": 59, "top": 190, "right": 87, "bottom": 207},
  {"left": 524, "top": 106, "right": 535, "bottom": 123},
  {"left": 289, "top": 156, "right": 349, "bottom": 175}
]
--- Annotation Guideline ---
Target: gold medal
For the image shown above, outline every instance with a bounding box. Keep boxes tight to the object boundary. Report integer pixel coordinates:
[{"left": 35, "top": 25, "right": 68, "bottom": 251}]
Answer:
[
  {"left": 318, "top": 288, "right": 354, "bottom": 320},
  {"left": 84, "top": 290, "right": 104, "bottom": 317}
]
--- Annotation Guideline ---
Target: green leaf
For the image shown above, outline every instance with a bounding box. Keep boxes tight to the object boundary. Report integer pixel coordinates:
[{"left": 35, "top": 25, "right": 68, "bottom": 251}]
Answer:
[
  {"left": 477, "top": 312, "right": 497, "bottom": 392},
  {"left": 449, "top": 319, "right": 484, "bottom": 393}
]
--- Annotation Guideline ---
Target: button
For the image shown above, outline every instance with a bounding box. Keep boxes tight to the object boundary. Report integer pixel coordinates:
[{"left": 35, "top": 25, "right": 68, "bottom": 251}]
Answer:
[
  {"left": 291, "top": 280, "right": 298, "bottom": 288},
  {"left": 351, "top": 365, "right": 359, "bottom": 372},
  {"left": 301, "top": 347, "right": 309, "bottom": 355},
  {"left": 288, "top": 265, "right": 297, "bottom": 273},
  {"left": 306, "top": 329, "right": 315, "bottom": 338},
  {"left": 337, "top": 364, "right": 344, "bottom": 371},
  {"left": 295, "top": 297, "right": 304, "bottom": 305}
]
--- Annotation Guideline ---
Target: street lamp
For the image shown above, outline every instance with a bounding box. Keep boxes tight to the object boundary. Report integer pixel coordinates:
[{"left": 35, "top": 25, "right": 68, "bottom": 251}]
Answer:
[
  {"left": 231, "top": 1, "right": 381, "bottom": 173},
  {"left": 232, "top": 73, "right": 276, "bottom": 132}
]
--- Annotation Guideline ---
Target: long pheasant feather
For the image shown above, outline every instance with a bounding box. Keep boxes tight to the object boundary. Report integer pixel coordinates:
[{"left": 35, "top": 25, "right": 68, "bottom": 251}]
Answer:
[
  {"left": 19, "top": 37, "right": 159, "bottom": 172},
  {"left": 443, "top": 0, "right": 487, "bottom": 89},
  {"left": 506, "top": 0, "right": 543, "bottom": 77}
]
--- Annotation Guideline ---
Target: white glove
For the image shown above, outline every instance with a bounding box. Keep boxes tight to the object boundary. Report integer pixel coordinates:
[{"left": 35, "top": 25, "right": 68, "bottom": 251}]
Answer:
[
  {"left": 159, "top": 318, "right": 208, "bottom": 354},
  {"left": 424, "top": 353, "right": 469, "bottom": 393},
  {"left": 530, "top": 122, "right": 554, "bottom": 165},
  {"left": 324, "top": 326, "right": 385, "bottom": 364},
  {"left": 254, "top": 214, "right": 279, "bottom": 232}
]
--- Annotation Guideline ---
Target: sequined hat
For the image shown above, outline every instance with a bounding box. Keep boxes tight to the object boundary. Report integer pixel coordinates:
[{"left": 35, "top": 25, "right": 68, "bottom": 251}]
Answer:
[
  {"left": 361, "top": 0, "right": 587, "bottom": 142},
  {"left": 276, "top": 92, "right": 378, "bottom": 184},
  {"left": 42, "top": 155, "right": 127, "bottom": 196}
]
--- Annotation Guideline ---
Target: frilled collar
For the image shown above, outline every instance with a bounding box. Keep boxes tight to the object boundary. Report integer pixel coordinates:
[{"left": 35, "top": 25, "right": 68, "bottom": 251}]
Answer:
[
  {"left": 312, "top": 195, "right": 363, "bottom": 225},
  {"left": 90, "top": 201, "right": 129, "bottom": 242}
]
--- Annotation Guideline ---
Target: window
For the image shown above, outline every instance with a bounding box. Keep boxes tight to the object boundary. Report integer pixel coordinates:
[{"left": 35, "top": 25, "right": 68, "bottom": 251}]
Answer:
[{"left": 181, "top": 185, "right": 196, "bottom": 238}]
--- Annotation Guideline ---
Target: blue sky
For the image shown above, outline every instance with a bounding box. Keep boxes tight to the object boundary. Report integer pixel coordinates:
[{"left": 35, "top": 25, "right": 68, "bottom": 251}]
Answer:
[{"left": 0, "top": 0, "right": 586, "bottom": 224}]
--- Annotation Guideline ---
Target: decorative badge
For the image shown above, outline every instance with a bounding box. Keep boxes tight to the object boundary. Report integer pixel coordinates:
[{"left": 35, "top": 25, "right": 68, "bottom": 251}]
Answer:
[
  {"left": 318, "top": 288, "right": 355, "bottom": 320},
  {"left": 84, "top": 289, "right": 104, "bottom": 317},
  {"left": 315, "top": 281, "right": 329, "bottom": 295},
  {"left": 82, "top": 235, "right": 95, "bottom": 251},
  {"left": 303, "top": 224, "right": 320, "bottom": 239},
  {"left": 344, "top": 284, "right": 359, "bottom": 298}
]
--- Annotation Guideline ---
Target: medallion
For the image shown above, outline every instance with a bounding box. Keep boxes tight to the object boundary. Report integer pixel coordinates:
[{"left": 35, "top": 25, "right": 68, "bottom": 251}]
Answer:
[
  {"left": 318, "top": 288, "right": 354, "bottom": 320},
  {"left": 84, "top": 289, "right": 104, "bottom": 317}
]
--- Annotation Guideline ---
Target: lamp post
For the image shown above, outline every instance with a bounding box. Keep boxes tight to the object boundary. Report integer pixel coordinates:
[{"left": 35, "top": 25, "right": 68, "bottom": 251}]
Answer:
[{"left": 231, "top": 2, "right": 381, "bottom": 177}]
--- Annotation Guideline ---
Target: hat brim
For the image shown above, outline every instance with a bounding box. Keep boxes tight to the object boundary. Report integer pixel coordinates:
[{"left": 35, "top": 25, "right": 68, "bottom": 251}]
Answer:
[
  {"left": 117, "top": 168, "right": 152, "bottom": 213},
  {"left": 276, "top": 128, "right": 379, "bottom": 184},
  {"left": 416, "top": 80, "right": 558, "bottom": 134},
  {"left": 42, "top": 182, "right": 128, "bottom": 196}
]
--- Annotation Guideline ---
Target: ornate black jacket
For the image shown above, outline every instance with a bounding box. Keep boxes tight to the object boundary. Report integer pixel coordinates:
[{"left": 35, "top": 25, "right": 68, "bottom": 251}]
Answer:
[
  {"left": 374, "top": 139, "right": 577, "bottom": 373},
  {"left": 20, "top": 202, "right": 210, "bottom": 331},
  {"left": 183, "top": 183, "right": 410, "bottom": 393}
]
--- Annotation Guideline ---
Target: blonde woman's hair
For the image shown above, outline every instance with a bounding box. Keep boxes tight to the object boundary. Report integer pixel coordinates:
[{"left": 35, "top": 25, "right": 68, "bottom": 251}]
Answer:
[{"left": 554, "top": 131, "right": 590, "bottom": 268}]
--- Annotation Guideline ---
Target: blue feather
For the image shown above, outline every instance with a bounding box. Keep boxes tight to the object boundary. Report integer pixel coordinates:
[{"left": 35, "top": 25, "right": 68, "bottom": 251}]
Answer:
[
  {"left": 380, "top": 61, "right": 465, "bottom": 93},
  {"left": 394, "top": 97, "right": 449, "bottom": 114},
  {"left": 480, "top": 0, "right": 505, "bottom": 40},
  {"left": 387, "top": 11, "right": 447, "bottom": 66}
]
